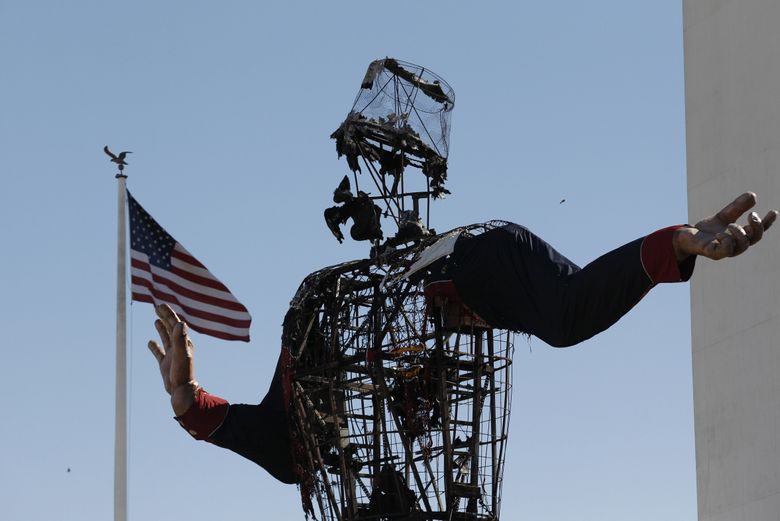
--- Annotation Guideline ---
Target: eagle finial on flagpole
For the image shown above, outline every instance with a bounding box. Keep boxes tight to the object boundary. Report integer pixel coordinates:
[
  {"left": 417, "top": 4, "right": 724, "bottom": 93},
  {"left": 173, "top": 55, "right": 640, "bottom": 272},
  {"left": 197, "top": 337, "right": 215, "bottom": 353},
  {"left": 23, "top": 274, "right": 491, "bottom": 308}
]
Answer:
[{"left": 104, "top": 145, "right": 132, "bottom": 178}]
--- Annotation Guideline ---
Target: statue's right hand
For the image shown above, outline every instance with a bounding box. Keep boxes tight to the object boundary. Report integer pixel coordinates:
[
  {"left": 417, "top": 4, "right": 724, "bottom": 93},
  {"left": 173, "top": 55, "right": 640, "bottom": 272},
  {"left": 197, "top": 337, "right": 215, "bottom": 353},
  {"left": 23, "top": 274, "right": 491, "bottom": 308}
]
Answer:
[{"left": 147, "top": 304, "right": 199, "bottom": 416}]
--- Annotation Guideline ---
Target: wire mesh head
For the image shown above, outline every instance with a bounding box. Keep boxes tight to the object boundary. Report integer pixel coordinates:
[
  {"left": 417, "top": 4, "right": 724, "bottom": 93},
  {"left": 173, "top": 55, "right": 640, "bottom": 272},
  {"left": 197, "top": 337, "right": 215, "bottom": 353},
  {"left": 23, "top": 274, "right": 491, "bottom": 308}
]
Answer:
[
  {"left": 327, "top": 59, "right": 456, "bottom": 247},
  {"left": 352, "top": 58, "right": 455, "bottom": 159}
]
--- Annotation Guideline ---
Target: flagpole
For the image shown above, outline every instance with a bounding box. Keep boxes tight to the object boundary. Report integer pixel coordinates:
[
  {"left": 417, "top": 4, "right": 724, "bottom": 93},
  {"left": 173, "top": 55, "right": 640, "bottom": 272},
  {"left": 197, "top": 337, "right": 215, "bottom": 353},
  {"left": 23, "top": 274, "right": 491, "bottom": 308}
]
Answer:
[{"left": 115, "top": 171, "right": 128, "bottom": 521}]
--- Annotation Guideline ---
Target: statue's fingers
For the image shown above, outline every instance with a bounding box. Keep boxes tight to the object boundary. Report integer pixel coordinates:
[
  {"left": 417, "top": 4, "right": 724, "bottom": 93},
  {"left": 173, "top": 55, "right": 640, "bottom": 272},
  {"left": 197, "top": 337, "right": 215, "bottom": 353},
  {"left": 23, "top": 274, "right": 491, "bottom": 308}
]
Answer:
[
  {"left": 762, "top": 209, "right": 778, "bottom": 232},
  {"left": 147, "top": 340, "right": 165, "bottom": 364},
  {"left": 169, "top": 321, "right": 194, "bottom": 386},
  {"left": 148, "top": 340, "right": 172, "bottom": 394},
  {"left": 171, "top": 321, "right": 194, "bottom": 360},
  {"left": 155, "top": 303, "right": 181, "bottom": 334},
  {"left": 727, "top": 223, "right": 750, "bottom": 256},
  {"left": 716, "top": 192, "right": 757, "bottom": 224},
  {"left": 154, "top": 319, "right": 172, "bottom": 351},
  {"left": 171, "top": 321, "right": 185, "bottom": 352},
  {"left": 746, "top": 212, "right": 764, "bottom": 245}
]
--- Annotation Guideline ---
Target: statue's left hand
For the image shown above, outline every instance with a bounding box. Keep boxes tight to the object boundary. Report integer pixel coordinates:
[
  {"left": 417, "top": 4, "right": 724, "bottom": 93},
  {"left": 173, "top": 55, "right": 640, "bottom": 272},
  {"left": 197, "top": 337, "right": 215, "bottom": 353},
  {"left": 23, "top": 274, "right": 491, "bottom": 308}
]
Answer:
[{"left": 673, "top": 192, "right": 778, "bottom": 261}]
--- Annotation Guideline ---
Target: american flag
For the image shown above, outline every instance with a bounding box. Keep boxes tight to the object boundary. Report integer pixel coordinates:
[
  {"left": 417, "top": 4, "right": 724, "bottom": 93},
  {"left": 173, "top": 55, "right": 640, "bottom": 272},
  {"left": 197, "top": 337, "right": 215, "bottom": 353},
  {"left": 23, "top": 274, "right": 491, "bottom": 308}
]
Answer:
[{"left": 128, "top": 190, "right": 251, "bottom": 341}]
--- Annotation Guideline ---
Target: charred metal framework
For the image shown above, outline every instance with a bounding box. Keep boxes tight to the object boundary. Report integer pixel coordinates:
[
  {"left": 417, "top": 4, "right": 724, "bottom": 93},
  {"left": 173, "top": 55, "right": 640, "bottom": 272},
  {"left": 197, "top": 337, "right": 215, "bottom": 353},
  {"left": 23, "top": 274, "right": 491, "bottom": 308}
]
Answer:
[
  {"left": 283, "top": 224, "right": 514, "bottom": 521},
  {"left": 326, "top": 59, "right": 455, "bottom": 247}
]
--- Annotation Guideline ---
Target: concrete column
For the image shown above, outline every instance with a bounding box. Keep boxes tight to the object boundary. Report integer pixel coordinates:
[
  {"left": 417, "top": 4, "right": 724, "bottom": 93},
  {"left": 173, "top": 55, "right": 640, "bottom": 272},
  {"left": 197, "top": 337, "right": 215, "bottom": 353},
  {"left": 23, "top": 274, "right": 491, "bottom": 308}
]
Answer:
[{"left": 684, "top": 1, "right": 780, "bottom": 520}]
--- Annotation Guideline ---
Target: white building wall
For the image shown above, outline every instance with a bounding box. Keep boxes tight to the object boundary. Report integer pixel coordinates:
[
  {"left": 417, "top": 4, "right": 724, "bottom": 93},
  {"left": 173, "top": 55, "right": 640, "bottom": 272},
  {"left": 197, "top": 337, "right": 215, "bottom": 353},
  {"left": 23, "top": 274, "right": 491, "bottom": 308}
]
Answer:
[{"left": 684, "top": 1, "right": 780, "bottom": 520}]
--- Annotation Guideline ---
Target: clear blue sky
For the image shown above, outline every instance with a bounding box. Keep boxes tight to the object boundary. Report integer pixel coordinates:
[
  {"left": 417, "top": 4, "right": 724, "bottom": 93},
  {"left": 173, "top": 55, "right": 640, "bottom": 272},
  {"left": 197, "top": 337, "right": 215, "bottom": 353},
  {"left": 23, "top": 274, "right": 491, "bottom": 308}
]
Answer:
[{"left": 0, "top": 2, "right": 695, "bottom": 520}]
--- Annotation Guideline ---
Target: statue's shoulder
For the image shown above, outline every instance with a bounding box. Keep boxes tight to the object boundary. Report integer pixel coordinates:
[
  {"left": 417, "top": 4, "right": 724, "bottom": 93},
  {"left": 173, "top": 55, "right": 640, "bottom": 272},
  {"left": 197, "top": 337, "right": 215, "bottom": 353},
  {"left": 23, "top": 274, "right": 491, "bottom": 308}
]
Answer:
[{"left": 291, "top": 222, "right": 513, "bottom": 306}]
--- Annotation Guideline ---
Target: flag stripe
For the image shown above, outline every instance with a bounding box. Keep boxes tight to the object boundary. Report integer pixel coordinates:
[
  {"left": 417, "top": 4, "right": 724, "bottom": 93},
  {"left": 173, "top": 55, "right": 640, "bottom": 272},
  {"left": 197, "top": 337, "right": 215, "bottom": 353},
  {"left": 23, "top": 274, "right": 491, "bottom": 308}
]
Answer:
[
  {"left": 131, "top": 287, "right": 244, "bottom": 336},
  {"left": 131, "top": 259, "right": 242, "bottom": 312},
  {"left": 132, "top": 292, "right": 248, "bottom": 341},
  {"left": 171, "top": 264, "right": 231, "bottom": 293},
  {"left": 171, "top": 246, "right": 208, "bottom": 270},
  {"left": 131, "top": 268, "right": 250, "bottom": 321},
  {"left": 131, "top": 282, "right": 251, "bottom": 334},
  {"left": 131, "top": 276, "right": 251, "bottom": 327},
  {"left": 171, "top": 247, "right": 232, "bottom": 292},
  {"left": 130, "top": 253, "right": 248, "bottom": 312}
]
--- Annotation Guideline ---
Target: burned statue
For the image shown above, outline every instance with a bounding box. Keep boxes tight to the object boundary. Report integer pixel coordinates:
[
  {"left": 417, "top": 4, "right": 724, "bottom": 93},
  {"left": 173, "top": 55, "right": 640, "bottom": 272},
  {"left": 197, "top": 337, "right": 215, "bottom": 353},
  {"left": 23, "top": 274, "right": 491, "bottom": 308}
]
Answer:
[{"left": 148, "top": 58, "right": 778, "bottom": 521}]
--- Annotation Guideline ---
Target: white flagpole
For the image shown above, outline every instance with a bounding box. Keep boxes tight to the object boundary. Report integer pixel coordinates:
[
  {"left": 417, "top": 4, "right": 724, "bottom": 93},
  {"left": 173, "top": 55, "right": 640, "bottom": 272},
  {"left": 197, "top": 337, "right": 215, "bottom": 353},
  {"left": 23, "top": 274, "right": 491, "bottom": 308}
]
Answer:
[{"left": 115, "top": 172, "right": 128, "bottom": 521}]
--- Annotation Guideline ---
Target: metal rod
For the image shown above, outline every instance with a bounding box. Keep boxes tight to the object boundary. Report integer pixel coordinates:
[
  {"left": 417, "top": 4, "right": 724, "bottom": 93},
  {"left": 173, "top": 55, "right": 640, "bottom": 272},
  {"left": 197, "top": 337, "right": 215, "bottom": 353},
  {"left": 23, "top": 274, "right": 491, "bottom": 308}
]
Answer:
[
  {"left": 494, "top": 331, "right": 513, "bottom": 519},
  {"left": 487, "top": 330, "right": 498, "bottom": 513},
  {"left": 468, "top": 332, "right": 483, "bottom": 514},
  {"left": 434, "top": 307, "right": 454, "bottom": 514},
  {"left": 330, "top": 379, "right": 356, "bottom": 520}
]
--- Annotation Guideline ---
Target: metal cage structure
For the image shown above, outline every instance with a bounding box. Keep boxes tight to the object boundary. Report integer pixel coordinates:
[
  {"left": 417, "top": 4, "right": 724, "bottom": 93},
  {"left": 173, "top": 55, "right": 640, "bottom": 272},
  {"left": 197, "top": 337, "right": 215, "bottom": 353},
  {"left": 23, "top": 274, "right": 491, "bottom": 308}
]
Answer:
[{"left": 282, "top": 225, "right": 514, "bottom": 521}]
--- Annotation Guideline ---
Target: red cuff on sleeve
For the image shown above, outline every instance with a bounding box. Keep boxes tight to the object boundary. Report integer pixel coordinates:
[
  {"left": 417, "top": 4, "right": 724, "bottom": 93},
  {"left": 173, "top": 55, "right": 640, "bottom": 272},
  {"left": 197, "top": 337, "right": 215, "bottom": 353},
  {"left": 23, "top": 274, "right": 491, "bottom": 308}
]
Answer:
[
  {"left": 640, "top": 225, "right": 695, "bottom": 284},
  {"left": 174, "top": 388, "right": 229, "bottom": 441}
]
